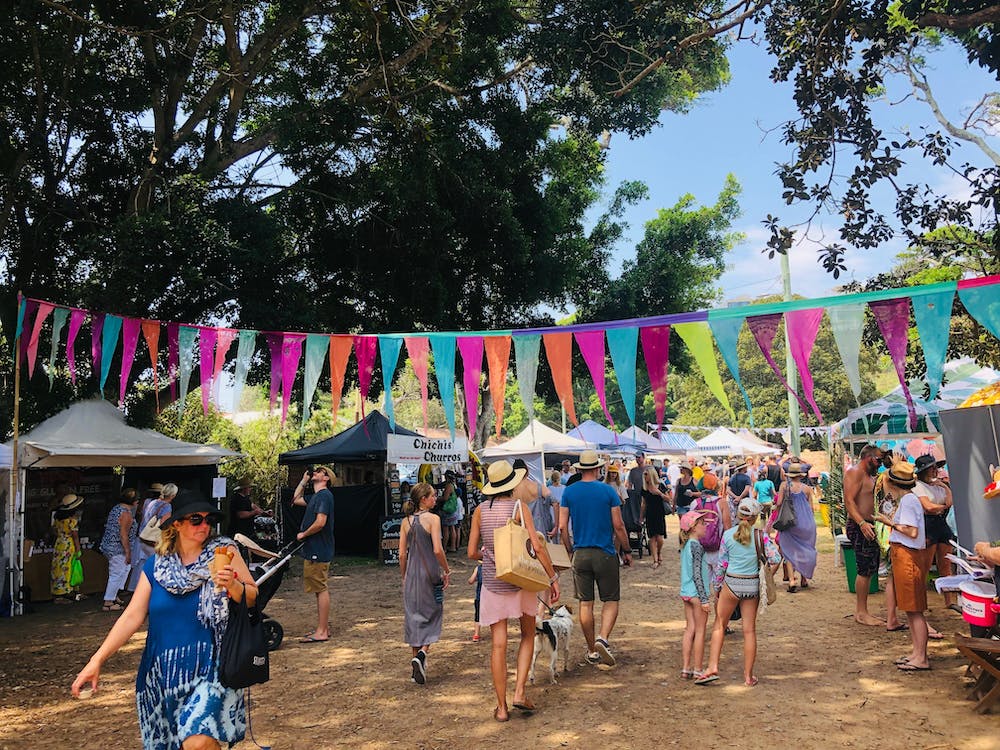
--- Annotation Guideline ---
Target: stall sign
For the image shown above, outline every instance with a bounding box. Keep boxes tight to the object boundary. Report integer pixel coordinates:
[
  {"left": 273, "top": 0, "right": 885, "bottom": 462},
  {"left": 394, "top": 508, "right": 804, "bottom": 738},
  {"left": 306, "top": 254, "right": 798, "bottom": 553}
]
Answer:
[
  {"left": 386, "top": 435, "right": 469, "bottom": 464},
  {"left": 380, "top": 514, "right": 405, "bottom": 566}
]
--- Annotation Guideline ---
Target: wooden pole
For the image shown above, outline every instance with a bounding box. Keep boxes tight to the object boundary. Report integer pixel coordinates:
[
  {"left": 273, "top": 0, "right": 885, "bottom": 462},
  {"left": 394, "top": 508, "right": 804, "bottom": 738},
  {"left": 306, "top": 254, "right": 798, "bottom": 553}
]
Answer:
[{"left": 8, "top": 293, "right": 23, "bottom": 615}]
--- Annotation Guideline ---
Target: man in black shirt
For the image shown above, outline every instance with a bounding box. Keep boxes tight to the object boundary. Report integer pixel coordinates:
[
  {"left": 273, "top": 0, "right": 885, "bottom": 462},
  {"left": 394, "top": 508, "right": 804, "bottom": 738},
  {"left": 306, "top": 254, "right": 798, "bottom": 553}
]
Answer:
[{"left": 228, "top": 478, "right": 267, "bottom": 539}]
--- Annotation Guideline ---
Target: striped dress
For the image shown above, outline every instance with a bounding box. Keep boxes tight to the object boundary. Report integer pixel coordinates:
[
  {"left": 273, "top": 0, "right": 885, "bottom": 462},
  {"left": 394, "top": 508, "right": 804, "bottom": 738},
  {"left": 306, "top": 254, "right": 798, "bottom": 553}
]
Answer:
[{"left": 480, "top": 498, "right": 520, "bottom": 595}]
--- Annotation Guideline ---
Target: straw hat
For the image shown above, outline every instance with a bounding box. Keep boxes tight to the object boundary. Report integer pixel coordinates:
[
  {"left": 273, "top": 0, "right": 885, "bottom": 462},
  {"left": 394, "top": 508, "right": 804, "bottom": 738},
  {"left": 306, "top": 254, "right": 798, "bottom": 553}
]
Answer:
[
  {"left": 58, "top": 494, "right": 83, "bottom": 511},
  {"left": 482, "top": 460, "right": 528, "bottom": 496},
  {"left": 573, "top": 450, "right": 606, "bottom": 471},
  {"left": 887, "top": 462, "right": 916, "bottom": 488},
  {"left": 785, "top": 462, "right": 808, "bottom": 478},
  {"left": 148, "top": 483, "right": 164, "bottom": 493}
]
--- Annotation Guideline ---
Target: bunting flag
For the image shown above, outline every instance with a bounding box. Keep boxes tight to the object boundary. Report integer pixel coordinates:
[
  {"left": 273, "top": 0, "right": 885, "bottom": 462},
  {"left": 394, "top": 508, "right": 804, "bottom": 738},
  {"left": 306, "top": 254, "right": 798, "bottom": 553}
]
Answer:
[
  {"left": 458, "top": 336, "right": 484, "bottom": 438},
  {"left": 484, "top": 336, "right": 511, "bottom": 438},
  {"left": 785, "top": 308, "right": 825, "bottom": 423},
  {"left": 911, "top": 286, "right": 955, "bottom": 401},
  {"left": 542, "top": 332, "right": 578, "bottom": 426},
  {"left": 639, "top": 325, "right": 672, "bottom": 433},
  {"left": 99, "top": 314, "right": 122, "bottom": 392},
  {"left": 404, "top": 337, "right": 431, "bottom": 432},
  {"left": 212, "top": 329, "right": 239, "bottom": 406},
  {"left": 265, "top": 333, "right": 284, "bottom": 411},
  {"left": 606, "top": 327, "right": 638, "bottom": 428},
  {"left": 27, "top": 302, "right": 54, "bottom": 378},
  {"left": 302, "top": 333, "right": 329, "bottom": 427},
  {"left": 119, "top": 318, "right": 142, "bottom": 405},
  {"left": 167, "top": 322, "right": 180, "bottom": 402},
  {"left": 708, "top": 318, "right": 753, "bottom": 426},
  {"left": 745, "top": 313, "right": 812, "bottom": 416},
  {"left": 674, "top": 322, "right": 735, "bottom": 421},
  {"left": 48, "top": 307, "right": 69, "bottom": 388},
  {"left": 13, "top": 297, "right": 26, "bottom": 347},
  {"left": 870, "top": 297, "right": 917, "bottom": 430},
  {"left": 353, "top": 335, "right": 378, "bottom": 424},
  {"left": 431, "top": 336, "right": 457, "bottom": 437},
  {"left": 379, "top": 337, "right": 403, "bottom": 429},
  {"left": 280, "top": 334, "right": 306, "bottom": 425},
  {"left": 198, "top": 327, "right": 218, "bottom": 414},
  {"left": 232, "top": 329, "right": 257, "bottom": 413},
  {"left": 576, "top": 330, "right": 615, "bottom": 428},
  {"left": 19, "top": 299, "right": 37, "bottom": 363},
  {"left": 328, "top": 335, "right": 353, "bottom": 427},
  {"left": 513, "top": 334, "right": 541, "bottom": 430},
  {"left": 66, "top": 309, "right": 86, "bottom": 384},
  {"left": 959, "top": 276, "right": 1000, "bottom": 339},
  {"left": 177, "top": 326, "right": 198, "bottom": 406},
  {"left": 827, "top": 303, "right": 866, "bottom": 404},
  {"left": 141, "top": 321, "right": 161, "bottom": 410},
  {"left": 90, "top": 311, "right": 105, "bottom": 377}
]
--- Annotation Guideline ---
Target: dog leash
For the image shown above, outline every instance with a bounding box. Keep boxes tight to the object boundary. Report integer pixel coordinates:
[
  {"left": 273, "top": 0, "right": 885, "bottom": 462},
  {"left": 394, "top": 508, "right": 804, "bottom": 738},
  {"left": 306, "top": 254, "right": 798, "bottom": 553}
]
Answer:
[{"left": 536, "top": 595, "right": 555, "bottom": 617}]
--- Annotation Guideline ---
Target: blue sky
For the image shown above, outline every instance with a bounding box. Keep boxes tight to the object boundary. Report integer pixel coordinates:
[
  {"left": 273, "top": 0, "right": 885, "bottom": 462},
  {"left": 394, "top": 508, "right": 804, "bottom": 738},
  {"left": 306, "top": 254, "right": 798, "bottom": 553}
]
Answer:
[{"left": 585, "top": 34, "right": 999, "bottom": 305}]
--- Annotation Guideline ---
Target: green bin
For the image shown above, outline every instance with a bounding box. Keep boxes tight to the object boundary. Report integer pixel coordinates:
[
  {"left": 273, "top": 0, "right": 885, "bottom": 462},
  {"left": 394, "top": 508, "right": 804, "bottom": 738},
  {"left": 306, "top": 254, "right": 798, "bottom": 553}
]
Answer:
[{"left": 841, "top": 542, "right": 880, "bottom": 594}]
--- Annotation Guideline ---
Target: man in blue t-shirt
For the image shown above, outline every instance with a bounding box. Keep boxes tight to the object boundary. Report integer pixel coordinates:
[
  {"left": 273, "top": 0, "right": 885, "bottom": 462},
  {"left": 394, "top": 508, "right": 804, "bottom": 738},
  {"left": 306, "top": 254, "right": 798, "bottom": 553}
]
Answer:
[
  {"left": 559, "top": 450, "right": 631, "bottom": 668},
  {"left": 293, "top": 464, "right": 335, "bottom": 643}
]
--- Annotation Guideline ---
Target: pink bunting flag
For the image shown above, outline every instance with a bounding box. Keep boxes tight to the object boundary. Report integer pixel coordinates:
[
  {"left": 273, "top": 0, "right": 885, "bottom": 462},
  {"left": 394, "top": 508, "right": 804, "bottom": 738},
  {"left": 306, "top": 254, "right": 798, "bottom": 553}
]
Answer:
[
  {"left": 199, "top": 327, "right": 219, "bottom": 415},
  {"left": 212, "top": 329, "right": 238, "bottom": 406},
  {"left": 90, "top": 312, "right": 105, "bottom": 377},
  {"left": 870, "top": 298, "right": 918, "bottom": 431},
  {"left": 784, "top": 308, "right": 825, "bottom": 423},
  {"left": 353, "top": 335, "right": 378, "bottom": 428},
  {"left": 405, "top": 337, "right": 431, "bottom": 432},
  {"left": 166, "top": 322, "right": 180, "bottom": 402},
  {"left": 575, "top": 330, "right": 615, "bottom": 429},
  {"left": 265, "top": 333, "right": 284, "bottom": 411},
  {"left": 66, "top": 309, "right": 86, "bottom": 384},
  {"left": 640, "top": 325, "right": 671, "bottom": 434},
  {"left": 458, "top": 336, "right": 485, "bottom": 438},
  {"left": 745, "top": 313, "right": 812, "bottom": 416},
  {"left": 280, "top": 334, "right": 306, "bottom": 425},
  {"left": 119, "top": 318, "right": 142, "bottom": 405},
  {"left": 142, "top": 321, "right": 161, "bottom": 411},
  {"left": 27, "top": 302, "right": 54, "bottom": 378}
]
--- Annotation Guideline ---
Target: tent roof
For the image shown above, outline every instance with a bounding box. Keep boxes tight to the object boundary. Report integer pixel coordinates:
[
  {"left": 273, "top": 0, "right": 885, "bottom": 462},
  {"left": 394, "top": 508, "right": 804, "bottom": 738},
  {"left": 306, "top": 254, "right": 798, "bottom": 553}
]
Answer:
[
  {"left": 567, "top": 420, "right": 619, "bottom": 446},
  {"left": 480, "top": 420, "right": 589, "bottom": 459},
  {"left": 694, "top": 427, "right": 781, "bottom": 456},
  {"left": 278, "top": 411, "right": 420, "bottom": 464},
  {"left": 619, "top": 426, "right": 697, "bottom": 454},
  {"left": 8, "top": 399, "right": 239, "bottom": 468}
]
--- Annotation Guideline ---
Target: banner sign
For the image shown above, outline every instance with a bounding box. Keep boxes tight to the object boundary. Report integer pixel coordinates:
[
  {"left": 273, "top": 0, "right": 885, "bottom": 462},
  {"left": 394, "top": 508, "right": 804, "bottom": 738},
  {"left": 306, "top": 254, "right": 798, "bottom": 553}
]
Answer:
[{"left": 386, "top": 434, "right": 469, "bottom": 464}]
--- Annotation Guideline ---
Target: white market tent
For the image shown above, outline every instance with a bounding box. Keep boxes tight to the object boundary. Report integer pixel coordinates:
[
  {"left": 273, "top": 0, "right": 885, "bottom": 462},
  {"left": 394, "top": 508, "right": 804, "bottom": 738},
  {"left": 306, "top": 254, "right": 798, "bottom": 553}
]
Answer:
[
  {"left": 479, "top": 420, "right": 588, "bottom": 485},
  {"left": 620, "top": 425, "right": 697, "bottom": 456},
  {"left": 3, "top": 399, "right": 239, "bottom": 615},
  {"left": 567, "top": 419, "right": 619, "bottom": 446},
  {"left": 694, "top": 427, "right": 782, "bottom": 457}
]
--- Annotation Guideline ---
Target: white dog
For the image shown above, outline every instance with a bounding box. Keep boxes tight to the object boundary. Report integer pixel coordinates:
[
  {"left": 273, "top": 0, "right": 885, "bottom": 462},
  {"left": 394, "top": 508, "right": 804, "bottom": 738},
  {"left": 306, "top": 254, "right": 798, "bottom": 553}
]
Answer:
[{"left": 529, "top": 604, "right": 573, "bottom": 684}]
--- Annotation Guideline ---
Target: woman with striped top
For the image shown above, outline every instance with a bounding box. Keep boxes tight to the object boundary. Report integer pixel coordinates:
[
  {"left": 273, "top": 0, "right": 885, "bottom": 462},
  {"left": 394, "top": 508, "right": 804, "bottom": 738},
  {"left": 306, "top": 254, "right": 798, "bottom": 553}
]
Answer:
[{"left": 467, "top": 460, "right": 560, "bottom": 723}]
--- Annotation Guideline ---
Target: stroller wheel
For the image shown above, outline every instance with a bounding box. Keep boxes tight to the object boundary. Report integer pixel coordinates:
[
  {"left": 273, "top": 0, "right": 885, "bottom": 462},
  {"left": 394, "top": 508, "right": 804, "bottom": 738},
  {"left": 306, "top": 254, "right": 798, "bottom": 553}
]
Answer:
[{"left": 263, "top": 619, "right": 284, "bottom": 651}]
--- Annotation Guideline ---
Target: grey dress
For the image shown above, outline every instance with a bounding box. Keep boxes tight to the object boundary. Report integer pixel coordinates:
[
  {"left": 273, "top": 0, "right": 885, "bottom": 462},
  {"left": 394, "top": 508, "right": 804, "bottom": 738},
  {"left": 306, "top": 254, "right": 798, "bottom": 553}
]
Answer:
[{"left": 403, "top": 512, "right": 444, "bottom": 648}]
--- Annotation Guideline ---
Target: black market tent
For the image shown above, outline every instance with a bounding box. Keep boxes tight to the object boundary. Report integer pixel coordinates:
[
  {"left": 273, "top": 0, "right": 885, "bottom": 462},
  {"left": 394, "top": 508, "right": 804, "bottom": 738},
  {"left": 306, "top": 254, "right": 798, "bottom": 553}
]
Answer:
[
  {"left": 278, "top": 411, "right": 420, "bottom": 557},
  {"left": 278, "top": 411, "right": 420, "bottom": 464}
]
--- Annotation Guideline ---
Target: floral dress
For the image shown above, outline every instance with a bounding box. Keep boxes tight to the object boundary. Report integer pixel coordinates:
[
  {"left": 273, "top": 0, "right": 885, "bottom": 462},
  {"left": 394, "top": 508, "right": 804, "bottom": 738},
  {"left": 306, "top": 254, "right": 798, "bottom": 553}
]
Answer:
[{"left": 50, "top": 516, "right": 78, "bottom": 596}]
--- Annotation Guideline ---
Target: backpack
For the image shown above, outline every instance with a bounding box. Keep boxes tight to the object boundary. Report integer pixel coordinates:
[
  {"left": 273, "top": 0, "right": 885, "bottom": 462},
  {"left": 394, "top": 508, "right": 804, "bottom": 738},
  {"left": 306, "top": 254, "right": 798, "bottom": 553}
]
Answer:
[
  {"left": 695, "top": 495, "right": 723, "bottom": 552},
  {"left": 694, "top": 495, "right": 723, "bottom": 551}
]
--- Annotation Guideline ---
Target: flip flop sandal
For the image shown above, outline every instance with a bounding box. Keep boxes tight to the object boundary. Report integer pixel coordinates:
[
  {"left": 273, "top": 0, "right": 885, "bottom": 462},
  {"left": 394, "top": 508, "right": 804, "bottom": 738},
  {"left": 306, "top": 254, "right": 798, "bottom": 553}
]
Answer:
[
  {"left": 927, "top": 631, "right": 945, "bottom": 640},
  {"left": 680, "top": 669, "right": 694, "bottom": 679},
  {"left": 894, "top": 656, "right": 912, "bottom": 665},
  {"left": 102, "top": 603, "right": 123, "bottom": 611},
  {"left": 512, "top": 701, "right": 536, "bottom": 713},
  {"left": 299, "top": 635, "right": 329, "bottom": 643},
  {"left": 886, "top": 624, "right": 909, "bottom": 632},
  {"left": 744, "top": 676, "right": 759, "bottom": 687},
  {"left": 897, "top": 662, "right": 931, "bottom": 671},
  {"left": 493, "top": 708, "right": 509, "bottom": 723},
  {"left": 694, "top": 673, "right": 719, "bottom": 685}
]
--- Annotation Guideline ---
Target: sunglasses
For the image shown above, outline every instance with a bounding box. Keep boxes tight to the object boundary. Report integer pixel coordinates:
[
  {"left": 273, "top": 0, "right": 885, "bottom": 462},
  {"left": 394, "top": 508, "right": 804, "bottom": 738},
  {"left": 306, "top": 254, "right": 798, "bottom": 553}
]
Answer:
[{"left": 182, "top": 514, "right": 214, "bottom": 526}]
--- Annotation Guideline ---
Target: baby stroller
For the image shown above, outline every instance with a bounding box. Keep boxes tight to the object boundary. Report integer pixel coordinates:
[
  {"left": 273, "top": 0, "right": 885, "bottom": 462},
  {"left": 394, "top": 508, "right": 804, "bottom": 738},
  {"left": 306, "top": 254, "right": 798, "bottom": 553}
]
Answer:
[
  {"left": 234, "top": 534, "right": 303, "bottom": 651},
  {"left": 621, "top": 490, "right": 648, "bottom": 559}
]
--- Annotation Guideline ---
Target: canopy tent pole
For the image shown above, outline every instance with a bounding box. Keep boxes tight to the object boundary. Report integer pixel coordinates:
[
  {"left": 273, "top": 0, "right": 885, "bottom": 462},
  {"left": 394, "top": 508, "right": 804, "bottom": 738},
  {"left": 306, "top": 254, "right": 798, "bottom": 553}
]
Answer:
[{"left": 7, "top": 292, "right": 23, "bottom": 616}]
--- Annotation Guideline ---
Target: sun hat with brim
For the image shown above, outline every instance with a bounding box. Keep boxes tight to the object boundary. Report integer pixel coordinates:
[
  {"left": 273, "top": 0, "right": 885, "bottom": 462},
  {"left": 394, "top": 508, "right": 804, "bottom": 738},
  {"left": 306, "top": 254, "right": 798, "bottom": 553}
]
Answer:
[
  {"left": 573, "top": 450, "right": 606, "bottom": 471},
  {"left": 680, "top": 465, "right": 693, "bottom": 475},
  {"left": 730, "top": 461, "right": 747, "bottom": 472},
  {"left": 887, "top": 462, "right": 917, "bottom": 488},
  {"left": 737, "top": 498, "right": 762, "bottom": 519},
  {"left": 148, "top": 483, "right": 164, "bottom": 493},
  {"left": 680, "top": 509, "right": 715, "bottom": 532},
  {"left": 59, "top": 494, "right": 83, "bottom": 511},
  {"left": 482, "top": 460, "right": 528, "bottom": 496},
  {"left": 163, "top": 490, "right": 223, "bottom": 526},
  {"left": 785, "top": 462, "right": 808, "bottom": 478},
  {"left": 913, "top": 454, "right": 946, "bottom": 474}
]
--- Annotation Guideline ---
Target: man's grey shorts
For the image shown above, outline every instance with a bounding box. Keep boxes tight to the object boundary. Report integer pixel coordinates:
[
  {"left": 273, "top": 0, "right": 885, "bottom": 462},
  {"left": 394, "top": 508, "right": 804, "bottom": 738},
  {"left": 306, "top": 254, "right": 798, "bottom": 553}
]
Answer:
[{"left": 572, "top": 547, "right": 621, "bottom": 602}]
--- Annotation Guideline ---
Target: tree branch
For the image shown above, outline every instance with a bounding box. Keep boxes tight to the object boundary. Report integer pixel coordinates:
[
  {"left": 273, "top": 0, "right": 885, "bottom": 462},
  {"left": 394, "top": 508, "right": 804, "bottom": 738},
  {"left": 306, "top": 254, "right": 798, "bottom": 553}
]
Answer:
[{"left": 915, "top": 6, "right": 1000, "bottom": 31}]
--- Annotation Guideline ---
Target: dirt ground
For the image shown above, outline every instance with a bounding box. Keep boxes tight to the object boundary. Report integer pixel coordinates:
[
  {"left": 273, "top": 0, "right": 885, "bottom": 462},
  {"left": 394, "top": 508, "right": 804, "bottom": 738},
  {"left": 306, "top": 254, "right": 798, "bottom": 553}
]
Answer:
[{"left": 1, "top": 518, "right": 997, "bottom": 750}]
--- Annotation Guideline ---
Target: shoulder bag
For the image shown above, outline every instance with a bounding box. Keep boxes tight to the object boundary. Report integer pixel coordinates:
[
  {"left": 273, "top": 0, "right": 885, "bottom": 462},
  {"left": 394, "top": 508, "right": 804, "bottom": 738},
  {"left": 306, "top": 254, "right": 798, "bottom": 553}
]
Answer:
[
  {"left": 755, "top": 530, "right": 777, "bottom": 607},
  {"left": 493, "top": 501, "right": 550, "bottom": 592},
  {"left": 219, "top": 592, "right": 270, "bottom": 689},
  {"left": 772, "top": 487, "right": 797, "bottom": 532},
  {"left": 138, "top": 500, "right": 165, "bottom": 545}
]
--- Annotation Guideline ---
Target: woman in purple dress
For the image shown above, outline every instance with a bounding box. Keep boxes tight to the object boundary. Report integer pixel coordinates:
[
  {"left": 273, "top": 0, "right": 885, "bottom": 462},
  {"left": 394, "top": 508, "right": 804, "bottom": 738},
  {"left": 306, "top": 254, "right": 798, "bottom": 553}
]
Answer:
[{"left": 773, "top": 462, "right": 817, "bottom": 592}]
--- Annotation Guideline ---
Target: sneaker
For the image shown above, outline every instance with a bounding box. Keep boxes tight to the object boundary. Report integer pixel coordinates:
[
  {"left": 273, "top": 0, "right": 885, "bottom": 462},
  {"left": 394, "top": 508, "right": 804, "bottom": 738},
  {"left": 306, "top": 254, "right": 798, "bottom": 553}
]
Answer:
[
  {"left": 585, "top": 651, "right": 601, "bottom": 665},
  {"left": 595, "top": 637, "right": 616, "bottom": 666},
  {"left": 411, "top": 652, "right": 426, "bottom": 685}
]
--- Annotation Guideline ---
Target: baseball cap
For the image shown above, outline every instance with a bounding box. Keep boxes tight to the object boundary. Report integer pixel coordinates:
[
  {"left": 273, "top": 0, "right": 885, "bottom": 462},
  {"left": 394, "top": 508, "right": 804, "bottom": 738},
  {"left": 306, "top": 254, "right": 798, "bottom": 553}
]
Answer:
[
  {"left": 680, "top": 509, "right": 714, "bottom": 531},
  {"left": 737, "top": 498, "right": 762, "bottom": 519}
]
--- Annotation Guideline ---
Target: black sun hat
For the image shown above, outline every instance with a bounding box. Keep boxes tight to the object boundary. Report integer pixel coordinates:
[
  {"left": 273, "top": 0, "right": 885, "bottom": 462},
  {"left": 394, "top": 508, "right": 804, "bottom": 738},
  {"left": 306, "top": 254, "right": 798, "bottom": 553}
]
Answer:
[{"left": 163, "top": 490, "right": 223, "bottom": 526}]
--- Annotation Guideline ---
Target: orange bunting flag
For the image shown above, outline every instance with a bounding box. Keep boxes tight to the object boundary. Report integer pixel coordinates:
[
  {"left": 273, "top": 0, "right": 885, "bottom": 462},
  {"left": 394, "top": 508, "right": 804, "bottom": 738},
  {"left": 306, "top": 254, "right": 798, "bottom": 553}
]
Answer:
[
  {"left": 328, "top": 335, "right": 354, "bottom": 427},
  {"left": 542, "top": 332, "right": 577, "bottom": 426},
  {"left": 484, "top": 336, "right": 511, "bottom": 438},
  {"left": 141, "top": 320, "right": 161, "bottom": 411}
]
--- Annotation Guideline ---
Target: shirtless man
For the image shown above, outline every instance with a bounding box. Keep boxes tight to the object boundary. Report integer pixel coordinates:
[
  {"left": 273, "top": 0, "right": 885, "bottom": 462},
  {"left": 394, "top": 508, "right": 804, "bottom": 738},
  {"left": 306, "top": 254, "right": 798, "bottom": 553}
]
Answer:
[{"left": 843, "top": 445, "right": 885, "bottom": 625}]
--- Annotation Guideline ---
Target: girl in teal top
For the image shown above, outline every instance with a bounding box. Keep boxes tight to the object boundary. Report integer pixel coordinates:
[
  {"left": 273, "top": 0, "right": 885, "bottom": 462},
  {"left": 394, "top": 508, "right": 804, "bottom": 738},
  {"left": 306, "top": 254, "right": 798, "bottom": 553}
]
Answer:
[{"left": 679, "top": 510, "right": 714, "bottom": 679}]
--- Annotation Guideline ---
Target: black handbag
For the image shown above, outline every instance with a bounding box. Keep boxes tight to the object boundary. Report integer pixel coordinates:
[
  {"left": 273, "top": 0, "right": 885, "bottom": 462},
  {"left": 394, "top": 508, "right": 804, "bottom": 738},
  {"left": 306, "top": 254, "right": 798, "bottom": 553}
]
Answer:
[
  {"left": 773, "top": 489, "right": 797, "bottom": 532},
  {"left": 219, "top": 594, "right": 270, "bottom": 689}
]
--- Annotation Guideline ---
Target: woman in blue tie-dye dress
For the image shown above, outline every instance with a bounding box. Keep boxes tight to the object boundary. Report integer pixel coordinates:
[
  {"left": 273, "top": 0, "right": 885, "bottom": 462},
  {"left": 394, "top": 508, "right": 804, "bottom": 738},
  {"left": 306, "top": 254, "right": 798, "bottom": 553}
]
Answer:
[{"left": 73, "top": 492, "right": 258, "bottom": 750}]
